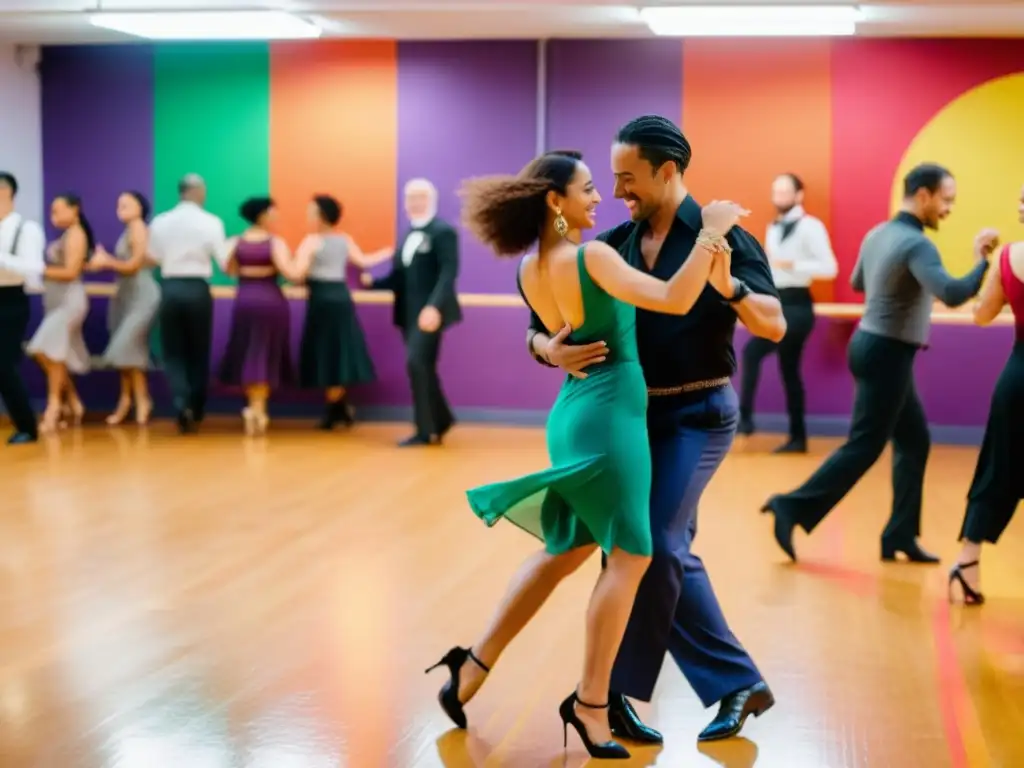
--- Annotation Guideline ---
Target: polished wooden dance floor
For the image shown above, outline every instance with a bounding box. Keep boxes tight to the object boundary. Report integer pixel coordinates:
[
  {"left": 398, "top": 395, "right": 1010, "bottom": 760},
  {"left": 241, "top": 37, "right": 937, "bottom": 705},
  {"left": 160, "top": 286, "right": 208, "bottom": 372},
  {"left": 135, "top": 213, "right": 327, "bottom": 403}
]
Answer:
[{"left": 1, "top": 421, "right": 1021, "bottom": 768}]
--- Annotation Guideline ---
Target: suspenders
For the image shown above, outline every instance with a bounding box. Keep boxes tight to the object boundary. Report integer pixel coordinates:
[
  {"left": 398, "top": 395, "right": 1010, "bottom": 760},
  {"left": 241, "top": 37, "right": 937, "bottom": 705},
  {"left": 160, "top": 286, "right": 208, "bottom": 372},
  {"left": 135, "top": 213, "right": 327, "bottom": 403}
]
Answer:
[{"left": 9, "top": 220, "right": 23, "bottom": 257}]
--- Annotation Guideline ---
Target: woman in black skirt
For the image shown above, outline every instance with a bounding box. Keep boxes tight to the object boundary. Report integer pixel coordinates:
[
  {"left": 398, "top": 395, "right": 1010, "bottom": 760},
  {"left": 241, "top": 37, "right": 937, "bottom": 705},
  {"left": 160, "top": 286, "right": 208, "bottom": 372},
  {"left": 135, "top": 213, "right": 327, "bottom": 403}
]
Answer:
[
  {"left": 293, "top": 195, "right": 393, "bottom": 428},
  {"left": 951, "top": 199, "right": 1024, "bottom": 605}
]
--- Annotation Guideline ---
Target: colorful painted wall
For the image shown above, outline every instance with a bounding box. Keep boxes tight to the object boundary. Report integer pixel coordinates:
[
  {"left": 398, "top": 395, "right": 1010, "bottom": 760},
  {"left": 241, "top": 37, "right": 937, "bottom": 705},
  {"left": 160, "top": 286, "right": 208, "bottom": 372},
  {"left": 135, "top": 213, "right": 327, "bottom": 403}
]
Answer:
[{"left": 29, "top": 39, "right": 1024, "bottom": 438}]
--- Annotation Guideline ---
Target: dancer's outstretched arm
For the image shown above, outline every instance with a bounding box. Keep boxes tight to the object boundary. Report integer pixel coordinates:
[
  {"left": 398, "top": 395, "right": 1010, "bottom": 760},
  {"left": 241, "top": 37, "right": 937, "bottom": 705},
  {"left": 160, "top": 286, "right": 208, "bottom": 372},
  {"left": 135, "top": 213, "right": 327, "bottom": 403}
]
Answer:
[
  {"left": 583, "top": 239, "right": 715, "bottom": 315},
  {"left": 584, "top": 200, "right": 748, "bottom": 315}
]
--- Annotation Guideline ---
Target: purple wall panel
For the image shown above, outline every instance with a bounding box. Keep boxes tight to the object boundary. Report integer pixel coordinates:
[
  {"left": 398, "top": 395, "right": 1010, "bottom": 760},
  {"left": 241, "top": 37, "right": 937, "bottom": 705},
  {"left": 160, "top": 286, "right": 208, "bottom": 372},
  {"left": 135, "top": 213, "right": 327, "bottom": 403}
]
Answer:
[
  {"left": 24, "top": 294, "right": 1009, "bottom": 437},
  {"left": 44, "top": 294, "right": 564, "bottom": 415},
  {"left": 40, "top": 45, "right": 154, "bottom": 260},
  {"left": 354, "top": 302, "right": 562, "bottom": 410},
  {"left": 545, "top": 39, "right": 683, "bottom": 235},
  {"left": 393, "top": 41, "right": 539, "bottom": 295},
  {"left": 737, "top": 320, "right": 1013, "bottom": 427}
]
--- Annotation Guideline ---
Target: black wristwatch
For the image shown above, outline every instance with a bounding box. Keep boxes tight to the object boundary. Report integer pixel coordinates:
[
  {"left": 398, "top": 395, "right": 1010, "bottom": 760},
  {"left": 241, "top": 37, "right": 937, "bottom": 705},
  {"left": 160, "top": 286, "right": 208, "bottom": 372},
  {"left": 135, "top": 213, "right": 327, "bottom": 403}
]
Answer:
[{"left": 726, "top": 278, "right": 751, "bottom": 303}]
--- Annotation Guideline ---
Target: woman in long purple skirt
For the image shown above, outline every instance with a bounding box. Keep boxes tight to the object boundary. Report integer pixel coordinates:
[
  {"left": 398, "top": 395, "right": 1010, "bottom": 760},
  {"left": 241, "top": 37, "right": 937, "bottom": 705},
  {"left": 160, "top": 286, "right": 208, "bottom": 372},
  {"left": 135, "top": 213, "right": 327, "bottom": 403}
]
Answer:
[{"left": 218, "top": 197, "right": 303, "bottom": 434}]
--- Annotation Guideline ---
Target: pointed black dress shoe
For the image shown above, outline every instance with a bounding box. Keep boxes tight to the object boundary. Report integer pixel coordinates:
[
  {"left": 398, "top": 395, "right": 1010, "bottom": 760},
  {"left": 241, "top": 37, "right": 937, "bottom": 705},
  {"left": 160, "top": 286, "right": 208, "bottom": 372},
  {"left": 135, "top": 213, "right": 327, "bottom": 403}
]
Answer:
[
  {"left": 608, "top": 692, "right": 663, "bottom": 744},
  {"left": 760, "top": 496, "right": 797, "bottom": 562},
  {"left": 399, "top": 433, "right": 434, "bottom": 447},
  {"left": 176, "top": 409, "right": 197, "bottom": 434},
  {"left": 7, "top": 431, "right": 38, "bottom": 445},
  {"left": 772, "top": 438, "right": 807, "bottom": 454},
  {"left": 698, "top": 681, "right": 775, "bottom": 742},
  {"left": 881, "top": 539, "right": 940, "bottom": 564}
]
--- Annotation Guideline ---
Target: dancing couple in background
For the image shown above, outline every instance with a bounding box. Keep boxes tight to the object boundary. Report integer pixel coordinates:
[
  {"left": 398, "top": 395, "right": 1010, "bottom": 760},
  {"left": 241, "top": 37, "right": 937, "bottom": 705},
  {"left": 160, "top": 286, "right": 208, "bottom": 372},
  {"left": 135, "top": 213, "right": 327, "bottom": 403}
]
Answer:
[
  {"left": 427, "top": 116, "right": 785, "bottom": 756},
  {"left": 763, "top": 164, "right": 996, "bottom": 564},
  {"left": 219, "top": 195, "right": 389, "bottom": 435}
]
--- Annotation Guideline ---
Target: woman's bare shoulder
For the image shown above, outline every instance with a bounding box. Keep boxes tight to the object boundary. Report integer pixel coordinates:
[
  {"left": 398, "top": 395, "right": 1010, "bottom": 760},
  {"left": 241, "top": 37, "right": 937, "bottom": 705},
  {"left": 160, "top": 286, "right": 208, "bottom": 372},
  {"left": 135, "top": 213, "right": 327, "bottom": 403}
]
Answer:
[
  {"left": 582, "top": 239, "right": 622, "bottom": 260},
  {"left": 521, "top": 245, "right": 575, "bottom": 273},
  {"left": 1007, "top": 242, "right": 1024, "bottom": 276}
]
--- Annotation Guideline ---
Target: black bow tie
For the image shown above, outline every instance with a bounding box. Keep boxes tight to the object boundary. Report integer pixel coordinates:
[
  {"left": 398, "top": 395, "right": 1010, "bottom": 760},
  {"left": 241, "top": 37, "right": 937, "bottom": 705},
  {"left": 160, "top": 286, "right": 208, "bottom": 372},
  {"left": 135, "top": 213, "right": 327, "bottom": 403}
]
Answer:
[{"left": 775, "top": 219, "right": 800, "bottom": 242}]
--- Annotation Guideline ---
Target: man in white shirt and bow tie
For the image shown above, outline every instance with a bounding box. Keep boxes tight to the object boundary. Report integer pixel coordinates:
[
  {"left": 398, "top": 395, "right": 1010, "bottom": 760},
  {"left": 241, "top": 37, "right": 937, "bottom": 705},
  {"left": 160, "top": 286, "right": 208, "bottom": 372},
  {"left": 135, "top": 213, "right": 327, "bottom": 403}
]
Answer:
[
  {"left": 0, "top": 172, "right": 44, "bottom": 445},
  {"left": 739, "top": 173, "right": 838, "bottom": 453},
  {"left": 362, "top": 178, "right": 461, "bottom": 446}
]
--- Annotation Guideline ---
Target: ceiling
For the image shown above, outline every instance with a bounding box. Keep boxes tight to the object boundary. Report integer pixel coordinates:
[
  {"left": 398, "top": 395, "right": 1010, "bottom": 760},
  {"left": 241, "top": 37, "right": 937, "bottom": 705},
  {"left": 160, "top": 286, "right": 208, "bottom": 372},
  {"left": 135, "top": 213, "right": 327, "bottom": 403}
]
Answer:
[{"left": 2, "top": 1, "right": 1024, "bottom": 44}]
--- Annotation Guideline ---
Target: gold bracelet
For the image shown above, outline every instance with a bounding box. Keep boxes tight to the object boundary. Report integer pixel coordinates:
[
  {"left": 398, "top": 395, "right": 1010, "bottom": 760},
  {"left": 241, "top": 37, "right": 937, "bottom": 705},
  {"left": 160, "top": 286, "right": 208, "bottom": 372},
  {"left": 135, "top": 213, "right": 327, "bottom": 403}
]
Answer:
[{"left": 696, "top": 229, "right": 732, "bottom": 255}]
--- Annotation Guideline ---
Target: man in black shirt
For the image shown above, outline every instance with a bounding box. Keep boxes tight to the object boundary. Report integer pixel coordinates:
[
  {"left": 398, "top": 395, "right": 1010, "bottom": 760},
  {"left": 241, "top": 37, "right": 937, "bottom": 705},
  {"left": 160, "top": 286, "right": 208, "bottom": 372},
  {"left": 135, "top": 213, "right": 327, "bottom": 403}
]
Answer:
[{"left": 526, "top": 116, "right": 786, "bottom": 742}]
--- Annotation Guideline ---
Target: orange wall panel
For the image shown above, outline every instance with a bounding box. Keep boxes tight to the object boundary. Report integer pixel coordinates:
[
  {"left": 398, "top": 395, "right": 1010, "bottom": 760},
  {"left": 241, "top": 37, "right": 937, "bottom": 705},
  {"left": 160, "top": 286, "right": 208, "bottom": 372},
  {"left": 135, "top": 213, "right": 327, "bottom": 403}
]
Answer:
[
  {"left": 682, "top": 40, "right": 834, "bottom": 300},
  {"left": 269, "top": 40, "right": 398, "bottom": 252}
]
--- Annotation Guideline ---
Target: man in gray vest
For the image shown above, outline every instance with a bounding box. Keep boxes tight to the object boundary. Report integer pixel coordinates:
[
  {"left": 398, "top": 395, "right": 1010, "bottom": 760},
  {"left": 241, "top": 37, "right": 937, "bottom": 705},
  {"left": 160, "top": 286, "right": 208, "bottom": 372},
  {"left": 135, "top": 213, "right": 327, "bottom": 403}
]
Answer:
[
  {"left": 763, "top": 163, "right": 996, "bottom": 563},
  {"left": 0, "top": 172, "right": 44, "bottom": 445}
]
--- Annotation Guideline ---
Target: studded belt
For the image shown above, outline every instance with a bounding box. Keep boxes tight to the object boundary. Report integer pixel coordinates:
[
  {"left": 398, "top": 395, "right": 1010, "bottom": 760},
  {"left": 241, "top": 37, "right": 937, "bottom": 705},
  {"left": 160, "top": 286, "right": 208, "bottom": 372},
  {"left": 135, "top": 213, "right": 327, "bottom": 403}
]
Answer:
[{"left": 647, "top": 376, "right": 731, "bottom": 397}]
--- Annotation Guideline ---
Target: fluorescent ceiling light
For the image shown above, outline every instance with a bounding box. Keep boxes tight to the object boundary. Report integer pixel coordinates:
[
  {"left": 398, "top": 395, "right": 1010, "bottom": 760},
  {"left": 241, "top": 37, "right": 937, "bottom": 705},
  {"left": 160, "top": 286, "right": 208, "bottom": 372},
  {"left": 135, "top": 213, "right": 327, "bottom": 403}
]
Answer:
[
  {"left": 89, "top": 11, "right": 323, "bottom": 41},
  {"left": 641, "top": 5, "right": 862, "bottom": 37}
]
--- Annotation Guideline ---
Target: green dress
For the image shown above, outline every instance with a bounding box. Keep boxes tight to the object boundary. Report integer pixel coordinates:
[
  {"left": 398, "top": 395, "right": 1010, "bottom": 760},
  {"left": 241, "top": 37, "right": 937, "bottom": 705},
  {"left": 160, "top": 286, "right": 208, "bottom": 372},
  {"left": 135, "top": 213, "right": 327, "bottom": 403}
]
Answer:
[{"left": 466, "top": 246, "right": 653, "bottom": 556}]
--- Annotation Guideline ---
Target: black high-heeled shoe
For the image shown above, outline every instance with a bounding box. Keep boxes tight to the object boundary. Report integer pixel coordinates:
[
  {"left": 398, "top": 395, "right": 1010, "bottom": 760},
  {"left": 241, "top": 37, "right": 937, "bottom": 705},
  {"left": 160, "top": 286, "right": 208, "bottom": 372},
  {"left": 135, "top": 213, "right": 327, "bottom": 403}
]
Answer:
[
  {"left": 424, "top": 646, "right": 490, "bottom": 729},
  {"left": 317, "top": 398, "right": 354, "bottom": 430},
  {"left": 558, "top": 692, "right": 630, "bottom": 760},
  {"left": 949, "top": 561, "right": 985, "bottom": 605}
]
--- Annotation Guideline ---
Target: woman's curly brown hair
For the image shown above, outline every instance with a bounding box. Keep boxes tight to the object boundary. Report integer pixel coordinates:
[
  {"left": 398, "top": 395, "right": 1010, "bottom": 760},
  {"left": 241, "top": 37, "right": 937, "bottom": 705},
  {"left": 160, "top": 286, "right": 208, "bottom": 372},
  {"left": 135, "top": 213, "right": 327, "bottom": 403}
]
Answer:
[{"left": 460, "top": 150, "right": 583, "bottom": 257}]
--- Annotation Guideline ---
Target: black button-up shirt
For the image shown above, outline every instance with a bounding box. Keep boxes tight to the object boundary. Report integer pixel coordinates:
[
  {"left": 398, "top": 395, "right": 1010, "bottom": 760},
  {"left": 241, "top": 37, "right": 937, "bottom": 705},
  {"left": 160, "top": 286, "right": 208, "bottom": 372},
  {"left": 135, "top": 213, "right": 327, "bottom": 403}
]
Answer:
[{"left": 527, "top": 195, "right": 778, "bottom": 388}]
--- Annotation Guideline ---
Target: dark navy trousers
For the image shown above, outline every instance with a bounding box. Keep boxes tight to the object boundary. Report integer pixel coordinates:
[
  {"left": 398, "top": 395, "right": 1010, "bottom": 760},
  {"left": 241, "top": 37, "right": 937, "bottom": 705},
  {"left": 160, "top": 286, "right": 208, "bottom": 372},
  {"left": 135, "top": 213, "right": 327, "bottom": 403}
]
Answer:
[{"left": 609, "top": 385, "right": 763, "bottom": 706}]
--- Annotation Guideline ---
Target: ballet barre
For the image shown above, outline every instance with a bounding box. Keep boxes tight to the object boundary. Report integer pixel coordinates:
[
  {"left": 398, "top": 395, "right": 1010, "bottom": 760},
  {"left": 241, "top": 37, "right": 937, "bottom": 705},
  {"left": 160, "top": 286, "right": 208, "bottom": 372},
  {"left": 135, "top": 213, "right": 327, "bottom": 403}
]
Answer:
[{"left": 78, "top": 283, "right": 1014, "bottom": 326}]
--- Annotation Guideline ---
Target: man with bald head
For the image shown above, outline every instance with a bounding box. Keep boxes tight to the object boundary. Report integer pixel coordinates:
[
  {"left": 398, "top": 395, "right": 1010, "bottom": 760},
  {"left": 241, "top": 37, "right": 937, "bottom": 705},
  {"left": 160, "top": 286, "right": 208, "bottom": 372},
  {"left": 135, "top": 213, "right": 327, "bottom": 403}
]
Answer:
[
  {"left": 149, "top": 174, "right": 226, "bottom": 433},
  {"left": 362, "top": 178, "right": 461, "bottom": 445}
]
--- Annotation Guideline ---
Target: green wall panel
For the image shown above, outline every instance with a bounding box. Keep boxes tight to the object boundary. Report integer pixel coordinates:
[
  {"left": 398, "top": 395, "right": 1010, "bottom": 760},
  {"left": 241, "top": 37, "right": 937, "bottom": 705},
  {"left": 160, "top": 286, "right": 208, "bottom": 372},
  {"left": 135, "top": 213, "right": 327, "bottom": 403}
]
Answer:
[{"left": 153, "top": 43, "right": 270, "bottom": 286}]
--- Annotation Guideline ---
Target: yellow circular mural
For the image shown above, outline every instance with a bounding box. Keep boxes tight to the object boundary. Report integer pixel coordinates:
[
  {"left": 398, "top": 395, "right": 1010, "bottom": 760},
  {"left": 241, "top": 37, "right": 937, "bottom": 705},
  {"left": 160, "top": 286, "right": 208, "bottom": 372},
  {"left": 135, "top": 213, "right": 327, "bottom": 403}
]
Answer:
[{"left": 891, "top": 73, "right": 1024, "bottom": 276}]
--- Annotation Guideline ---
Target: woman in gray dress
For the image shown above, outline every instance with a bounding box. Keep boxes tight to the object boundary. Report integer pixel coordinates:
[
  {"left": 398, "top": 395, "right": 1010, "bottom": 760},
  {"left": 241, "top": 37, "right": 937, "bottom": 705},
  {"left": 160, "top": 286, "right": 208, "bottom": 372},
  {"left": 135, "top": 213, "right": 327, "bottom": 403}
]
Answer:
[
  {"left": 26, "top": 193, "right": 92, "bottom": 432},
  {"left": 87, "top": 191, "right": 159, "bottom": 425},
  {"left": 293, "top": 195, "right": 392, "bottom": 428}
]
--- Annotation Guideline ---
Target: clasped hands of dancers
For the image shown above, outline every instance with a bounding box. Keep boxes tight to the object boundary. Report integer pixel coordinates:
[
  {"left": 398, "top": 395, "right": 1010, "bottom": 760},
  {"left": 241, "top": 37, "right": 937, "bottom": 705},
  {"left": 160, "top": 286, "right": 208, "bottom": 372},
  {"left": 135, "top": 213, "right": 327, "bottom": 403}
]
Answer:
[{"left": 428, "top": 116, "right": 783, "bottom": 758}]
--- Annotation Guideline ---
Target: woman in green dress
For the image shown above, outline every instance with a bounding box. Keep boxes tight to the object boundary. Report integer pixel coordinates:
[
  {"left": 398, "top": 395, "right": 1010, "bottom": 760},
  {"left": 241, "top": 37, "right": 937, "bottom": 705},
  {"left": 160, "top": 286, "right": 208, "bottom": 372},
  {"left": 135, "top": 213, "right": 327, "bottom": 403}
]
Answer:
[{"left": 425, "top": 150, "right": 747, "bottom": 758}]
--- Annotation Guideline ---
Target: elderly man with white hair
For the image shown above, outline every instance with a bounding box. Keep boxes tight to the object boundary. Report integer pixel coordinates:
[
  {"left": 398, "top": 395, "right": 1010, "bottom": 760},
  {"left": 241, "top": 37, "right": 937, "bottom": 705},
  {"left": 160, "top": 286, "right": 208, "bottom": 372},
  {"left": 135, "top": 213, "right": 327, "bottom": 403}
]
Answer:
[
  {"left": 362, "top": 178, "right": 461, "bottom": 445},
  {"left": 149, "top": 173, "right": 227, "bottom": 433}
]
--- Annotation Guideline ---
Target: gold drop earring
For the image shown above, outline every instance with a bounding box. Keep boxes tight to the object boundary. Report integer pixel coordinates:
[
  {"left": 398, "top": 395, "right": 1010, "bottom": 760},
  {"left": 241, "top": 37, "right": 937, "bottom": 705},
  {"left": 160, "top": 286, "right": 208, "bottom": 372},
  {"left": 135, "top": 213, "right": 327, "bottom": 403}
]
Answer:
[{"left": 553, "top": 207, "right": 569, "bottom": 237}]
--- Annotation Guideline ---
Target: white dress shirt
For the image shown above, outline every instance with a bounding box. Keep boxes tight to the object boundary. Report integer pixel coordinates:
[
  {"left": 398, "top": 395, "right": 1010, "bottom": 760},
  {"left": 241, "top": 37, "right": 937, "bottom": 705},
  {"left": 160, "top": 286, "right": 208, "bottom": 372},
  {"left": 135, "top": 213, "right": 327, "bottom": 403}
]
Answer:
[
  {"left": 0, "top": 211, "right": 45, "bottom": 292},
  {"left": 401, "top": 231, "right": 426, "bottom": 267},
  {"left": 149, "top": 201, "right": 227, "bottom": 279},
  {"left": 764, "top": 206, "right": 838, "bottom": 289}
]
